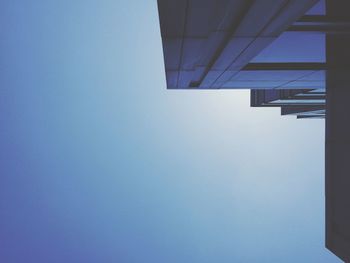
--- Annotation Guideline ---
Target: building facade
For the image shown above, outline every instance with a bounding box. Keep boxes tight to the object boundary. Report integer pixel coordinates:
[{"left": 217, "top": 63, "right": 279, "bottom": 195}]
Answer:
[{"left": 157, "top": 0, "right": 350, "bottom": 261}]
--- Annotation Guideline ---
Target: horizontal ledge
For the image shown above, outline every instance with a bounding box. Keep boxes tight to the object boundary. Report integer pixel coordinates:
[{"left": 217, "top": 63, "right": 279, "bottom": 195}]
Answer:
[
  {"left": 242, "top": 63, "right": 327, "bottom": 70},
  {"left": 291, "top": 15, "right": 350, "bottom": 33},
  {"left": 298, "top": 15, "right": 350, "bottom": 23},
  {"left": 287, "top": 25, "right": 350, "bottom": 33}
]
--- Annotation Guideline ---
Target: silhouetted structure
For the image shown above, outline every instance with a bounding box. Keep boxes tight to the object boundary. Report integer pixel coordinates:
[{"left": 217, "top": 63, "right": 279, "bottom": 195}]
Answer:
[
  {"left": 251, "top": 89, "right": 325, "bottom": 119},
  {"left": 325, "top": 1, "right": 350, "bottom": 261},
  {"left": 157, "top": 0, "right": 350, "bottom": 261}
]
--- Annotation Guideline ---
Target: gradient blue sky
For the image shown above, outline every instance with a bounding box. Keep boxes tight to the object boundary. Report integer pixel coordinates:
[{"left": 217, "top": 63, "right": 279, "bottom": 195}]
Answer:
[{"left": 0, "top": 1, "right": 341, "bottom": 262}]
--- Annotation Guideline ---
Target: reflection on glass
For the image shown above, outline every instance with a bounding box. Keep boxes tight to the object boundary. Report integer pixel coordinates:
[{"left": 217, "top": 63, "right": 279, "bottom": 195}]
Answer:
[{"left": 251, "top": 32, "right": 325, "bottom": 63}]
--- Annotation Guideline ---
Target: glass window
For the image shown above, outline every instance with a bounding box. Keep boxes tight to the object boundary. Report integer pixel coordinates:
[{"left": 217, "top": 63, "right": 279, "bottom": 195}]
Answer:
[
  {"left": 305, "top": 0, "right": 326, "bottom": 15},
  {"left": 251, "top": 32, "right": 325, "bottom": 62}
]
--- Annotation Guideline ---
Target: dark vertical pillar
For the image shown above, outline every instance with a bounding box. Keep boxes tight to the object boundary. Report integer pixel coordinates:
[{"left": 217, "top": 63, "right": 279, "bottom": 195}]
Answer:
[{"left": 326, "top": 1, "right": 350, "bottom": 261}]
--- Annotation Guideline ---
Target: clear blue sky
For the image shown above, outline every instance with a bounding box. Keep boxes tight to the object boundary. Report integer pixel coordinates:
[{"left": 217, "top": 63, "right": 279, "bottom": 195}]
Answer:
[{"left": 0, "top": 1, "right": 341, "bottom": 262}]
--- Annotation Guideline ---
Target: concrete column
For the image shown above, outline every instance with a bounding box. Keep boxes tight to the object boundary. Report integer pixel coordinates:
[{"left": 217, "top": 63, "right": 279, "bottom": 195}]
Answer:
[{"left": 326, "top": 1, "right": 350, "bottom": 261}]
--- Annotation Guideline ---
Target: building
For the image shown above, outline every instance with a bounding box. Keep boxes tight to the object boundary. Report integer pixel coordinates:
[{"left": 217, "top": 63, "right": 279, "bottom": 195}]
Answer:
[
  {"left": 251, "top": 89, "right": 325, "bottom": 119},
  {"left": 157, "top": 0, "right": 350, "bottom": 261}
]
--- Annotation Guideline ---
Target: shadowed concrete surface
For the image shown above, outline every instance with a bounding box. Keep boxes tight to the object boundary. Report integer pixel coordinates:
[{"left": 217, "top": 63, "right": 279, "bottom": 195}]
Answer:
[{"left": 326, "top": 1, "right": 350, "bottom": 261}]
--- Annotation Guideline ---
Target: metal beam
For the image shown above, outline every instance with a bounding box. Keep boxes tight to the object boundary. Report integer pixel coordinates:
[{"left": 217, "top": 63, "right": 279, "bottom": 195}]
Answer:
[
  {"left": 288, "top": 15, "right": 350, "bottom": 33},
  {"left": 243, "top": 62, "right": 327, "bottom": 70}
]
